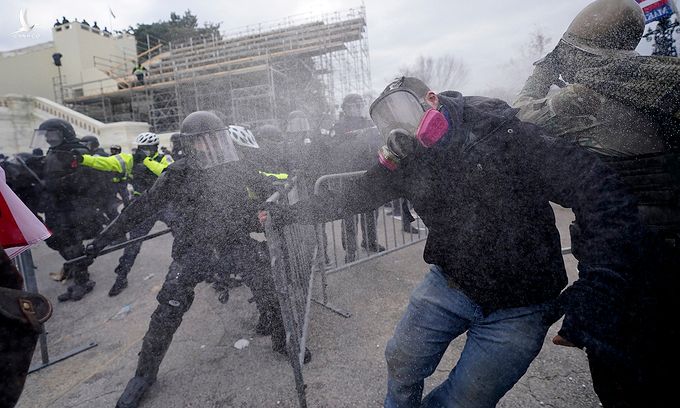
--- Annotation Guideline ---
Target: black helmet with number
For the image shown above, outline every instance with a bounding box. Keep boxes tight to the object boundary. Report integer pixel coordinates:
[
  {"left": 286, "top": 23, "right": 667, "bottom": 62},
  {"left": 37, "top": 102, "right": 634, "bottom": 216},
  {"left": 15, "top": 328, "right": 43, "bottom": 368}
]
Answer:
[
  {"left": 80, "top": 135, "right": 100, "bottom": 152},
  {"left": 179, "top": 111, "right": 239, "bottom": 169},
  {"left": 341, "top": 93, "right": 365, "bottom": 118}
]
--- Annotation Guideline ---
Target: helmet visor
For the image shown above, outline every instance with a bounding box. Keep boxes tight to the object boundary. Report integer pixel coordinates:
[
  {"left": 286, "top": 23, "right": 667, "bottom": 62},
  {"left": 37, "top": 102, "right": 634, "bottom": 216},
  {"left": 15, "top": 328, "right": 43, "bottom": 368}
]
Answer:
[
  {"left": 369, "top": 90, "right": 427, "bottom": 142},
  {"left": 31, "top": 129, "right": 62, "bottom": 149},
  {"left": 181, "top": 128, "right": 239, "bottom": 169}
]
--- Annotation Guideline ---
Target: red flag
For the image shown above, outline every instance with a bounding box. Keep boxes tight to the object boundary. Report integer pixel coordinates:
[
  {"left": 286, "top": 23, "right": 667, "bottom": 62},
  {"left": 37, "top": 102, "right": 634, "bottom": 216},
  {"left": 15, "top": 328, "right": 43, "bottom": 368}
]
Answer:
[{"left": 0, "top": 166, "right": 51, "bottom": 259}]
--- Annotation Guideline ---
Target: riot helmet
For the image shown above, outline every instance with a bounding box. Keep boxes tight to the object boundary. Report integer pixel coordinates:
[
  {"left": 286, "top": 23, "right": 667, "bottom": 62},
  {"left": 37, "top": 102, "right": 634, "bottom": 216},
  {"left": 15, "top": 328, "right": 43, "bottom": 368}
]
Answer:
[
  {"left": 179, "top": 111, "right": 239, "bottom": 169},
  {"left": 342, "top": 93, "right": 366, "bottom": 118},
  {"left": 32, "top": 118, "right": 77, "bottom": 149},
  {"left": 80, "top": 135, "right": 100, "bottom": 152},
  {"left": 561, "top": 0, "right": 644, "bottom": 56},
  {"left": 286, "top": 111, "right": 311, "bottom": 133}
]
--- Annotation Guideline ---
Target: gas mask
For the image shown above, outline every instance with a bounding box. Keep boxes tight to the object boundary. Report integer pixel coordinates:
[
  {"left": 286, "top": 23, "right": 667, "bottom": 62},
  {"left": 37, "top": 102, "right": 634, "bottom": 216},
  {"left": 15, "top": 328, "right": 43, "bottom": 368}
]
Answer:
[{"left": 369, "top": 85, "right": 449, "bottom": 170}]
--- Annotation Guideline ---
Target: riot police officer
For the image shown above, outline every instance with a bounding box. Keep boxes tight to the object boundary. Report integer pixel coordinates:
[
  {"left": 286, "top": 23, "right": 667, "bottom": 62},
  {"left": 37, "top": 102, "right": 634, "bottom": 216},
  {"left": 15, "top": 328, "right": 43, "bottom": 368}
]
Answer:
[
  {"left": 86, "top": 111, "right": 289, "bottom": 408},
  {"left": 514, "top": 1, "right": 679, "bottom": 405},
  {"left": 32, "top": 119, "right": 104, "bottom": 301},
  {"left": 79, "top": 132, "right": 173, "bottom": 296}
]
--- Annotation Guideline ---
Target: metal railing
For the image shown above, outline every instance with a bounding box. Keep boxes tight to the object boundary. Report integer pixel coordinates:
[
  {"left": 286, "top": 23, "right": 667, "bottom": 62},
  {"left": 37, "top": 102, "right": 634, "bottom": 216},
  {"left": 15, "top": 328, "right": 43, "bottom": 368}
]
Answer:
[
  {"left": 264, "top": 178, "right": 319, "bottom": 408},
  {"left": 312, "top": 171, "right": 428, "bottom": 317}
]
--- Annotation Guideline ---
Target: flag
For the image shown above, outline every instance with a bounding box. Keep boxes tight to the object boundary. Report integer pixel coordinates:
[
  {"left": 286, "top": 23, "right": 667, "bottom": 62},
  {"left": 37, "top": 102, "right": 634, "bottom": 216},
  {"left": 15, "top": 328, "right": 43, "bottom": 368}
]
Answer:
[
  {"left": 0, "top": 166, "right": 51, "bottom": 259},
  {"left": 109, "top": 7, "right": 116, "bottom": 19}
]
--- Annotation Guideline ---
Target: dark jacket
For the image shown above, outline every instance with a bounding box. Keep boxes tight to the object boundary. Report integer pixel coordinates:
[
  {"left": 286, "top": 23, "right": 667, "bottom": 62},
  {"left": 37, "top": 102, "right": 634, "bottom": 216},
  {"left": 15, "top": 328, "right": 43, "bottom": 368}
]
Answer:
[
  {"left": 98, "top": 159, "right": 275, "bottom": 263},
  {"left": 43, "top": 141, "right": 105, "bottom": 238},
  {"left": 290, "top": 91, "right": 641, "bottom": 313}
]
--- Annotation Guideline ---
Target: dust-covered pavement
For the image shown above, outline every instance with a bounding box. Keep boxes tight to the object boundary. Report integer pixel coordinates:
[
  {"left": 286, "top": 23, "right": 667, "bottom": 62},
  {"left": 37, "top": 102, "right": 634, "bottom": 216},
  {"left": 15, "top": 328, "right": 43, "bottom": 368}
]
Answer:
[{"left": 16, "top": 204, "right": 602, "bottom": 408}]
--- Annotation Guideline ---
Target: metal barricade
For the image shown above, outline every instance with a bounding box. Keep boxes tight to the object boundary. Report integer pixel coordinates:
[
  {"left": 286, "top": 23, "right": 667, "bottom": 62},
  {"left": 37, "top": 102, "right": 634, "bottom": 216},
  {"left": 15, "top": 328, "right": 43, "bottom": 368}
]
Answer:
[
  {"left": 312, "top": 171, "right": 429, "bottom": 317},
  {"left": 263, "top": 174, "right": 573, "bottom": 407},
  {"left": 264, "top": 177, "right": 319, "bottom": 408}
]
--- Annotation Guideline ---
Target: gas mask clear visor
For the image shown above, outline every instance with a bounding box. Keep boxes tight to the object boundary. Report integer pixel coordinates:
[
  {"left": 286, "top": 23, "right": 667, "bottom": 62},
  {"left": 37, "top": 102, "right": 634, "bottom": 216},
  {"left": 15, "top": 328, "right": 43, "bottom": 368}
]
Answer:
[
  {"left": 369, "top": 89, "right": 430, "bottom": 141},
  {"left": 179, "top": 128, "right": 239, "bottom": 169},
  {"left": 369, "top": 89, "right": 450, "bottom": 171}
]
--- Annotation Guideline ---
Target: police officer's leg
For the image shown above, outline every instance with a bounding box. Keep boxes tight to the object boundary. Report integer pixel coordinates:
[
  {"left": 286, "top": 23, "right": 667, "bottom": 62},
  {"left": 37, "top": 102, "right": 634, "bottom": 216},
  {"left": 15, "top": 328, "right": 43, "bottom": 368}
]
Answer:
[
  {"left": 47, "top": 232, "right": 95, "bottom": 302},
  {"left": 341, "top": 215, "right": 357, "bottom": 262},
  {"left": 109, "top": 217, "right": 156, "bottom": 296},
  {"left": 237, "top": 242, "right": 275, "bottom": 335},
  {"left": 116, "top": 260, "right": 202, "bottom": 408},
  {"left": 360, "top": 209, "right": 383, "bottom": 252}
]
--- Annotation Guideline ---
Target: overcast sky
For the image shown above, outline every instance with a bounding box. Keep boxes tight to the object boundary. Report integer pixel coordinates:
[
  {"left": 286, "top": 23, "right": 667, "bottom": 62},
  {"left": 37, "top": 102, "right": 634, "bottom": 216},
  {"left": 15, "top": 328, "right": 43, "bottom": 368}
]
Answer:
[{"left": 1, "top": 0, "right": 676, "bottom": 96}]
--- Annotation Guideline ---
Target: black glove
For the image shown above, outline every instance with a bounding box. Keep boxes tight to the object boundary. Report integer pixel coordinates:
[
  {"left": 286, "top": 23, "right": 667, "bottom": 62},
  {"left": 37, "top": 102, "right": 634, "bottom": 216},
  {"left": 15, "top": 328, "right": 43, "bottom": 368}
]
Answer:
[
  {"left": 85, "top": 235, "right": 110, "bottom": 258},
  {"left": 133, "top": 149, "right": 148, "bottom": 163},
  {"left": 556, "top": 266, "right": 628, "bottom": 354}
]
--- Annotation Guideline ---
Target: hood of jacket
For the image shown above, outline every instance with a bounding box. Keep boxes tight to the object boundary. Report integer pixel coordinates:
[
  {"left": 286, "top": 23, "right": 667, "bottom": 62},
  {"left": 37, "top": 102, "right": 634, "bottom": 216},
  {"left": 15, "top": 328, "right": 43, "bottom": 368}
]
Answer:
[{"left": 437, "top": 91, "right": 520, "bottom": 149}]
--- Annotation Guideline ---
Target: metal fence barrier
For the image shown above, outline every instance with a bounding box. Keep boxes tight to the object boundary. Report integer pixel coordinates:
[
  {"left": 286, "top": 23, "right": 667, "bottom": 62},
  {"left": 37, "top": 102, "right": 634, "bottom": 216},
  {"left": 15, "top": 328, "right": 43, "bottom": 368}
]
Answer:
[
  {"left": 312, "top": 171, "right": 429, "bottom": 317},
  {"left": 264, "top": 177, "right": 319, "bottom": 408},
  {"left": 263, "top": 173, "right": 573, "bottom": 407}
]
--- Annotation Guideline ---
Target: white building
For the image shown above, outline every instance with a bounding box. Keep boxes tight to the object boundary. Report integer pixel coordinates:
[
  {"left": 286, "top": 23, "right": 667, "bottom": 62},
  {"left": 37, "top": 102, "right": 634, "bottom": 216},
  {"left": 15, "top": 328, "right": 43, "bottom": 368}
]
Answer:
[{"left": 0, "top": 22, "right": 149, "bottom": 154}]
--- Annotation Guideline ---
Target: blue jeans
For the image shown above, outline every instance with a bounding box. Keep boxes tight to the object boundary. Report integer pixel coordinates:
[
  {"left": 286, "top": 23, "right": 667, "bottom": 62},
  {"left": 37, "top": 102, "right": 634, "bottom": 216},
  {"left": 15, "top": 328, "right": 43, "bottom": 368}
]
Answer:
[{"left": 385, "top": 265, "right": 553, "bottom": 408}]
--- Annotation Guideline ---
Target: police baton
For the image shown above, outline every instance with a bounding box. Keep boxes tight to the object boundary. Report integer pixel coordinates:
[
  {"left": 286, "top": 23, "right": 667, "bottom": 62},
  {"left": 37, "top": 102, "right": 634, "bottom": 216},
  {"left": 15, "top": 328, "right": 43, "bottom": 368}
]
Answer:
[
  {"left": 15, "top": 155, "right": 46, "bottom": 188},
  {"left": 64, "top": 229, "right": 172, "bottom": 266}
]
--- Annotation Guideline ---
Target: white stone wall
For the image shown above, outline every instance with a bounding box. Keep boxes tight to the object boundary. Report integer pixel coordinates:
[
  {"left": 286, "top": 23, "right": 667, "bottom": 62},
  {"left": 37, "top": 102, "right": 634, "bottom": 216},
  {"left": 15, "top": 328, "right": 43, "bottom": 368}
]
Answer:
[{"left": 0, "top": 95, "right": 149, "bottom": 155}]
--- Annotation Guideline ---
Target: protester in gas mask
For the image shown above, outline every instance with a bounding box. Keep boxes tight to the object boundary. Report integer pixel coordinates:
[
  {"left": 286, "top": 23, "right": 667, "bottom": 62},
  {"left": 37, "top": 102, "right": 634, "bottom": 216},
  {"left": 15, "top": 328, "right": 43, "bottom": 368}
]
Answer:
[
  {"left": 263, "top": 76, "right": 642, "bottom": 407},
  {"left": 86, "top": 111, "right": 302, "bottom": 408}
]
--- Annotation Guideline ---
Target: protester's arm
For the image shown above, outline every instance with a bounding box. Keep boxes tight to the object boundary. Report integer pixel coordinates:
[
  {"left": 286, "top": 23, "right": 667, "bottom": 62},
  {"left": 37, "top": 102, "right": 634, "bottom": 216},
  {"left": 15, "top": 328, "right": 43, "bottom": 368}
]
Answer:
[
  {"left": 286, "top": 164, "right": 401, "bottom": 225},
  {"left": 513, "top": 59, "right": 561, "bottom": 109}
]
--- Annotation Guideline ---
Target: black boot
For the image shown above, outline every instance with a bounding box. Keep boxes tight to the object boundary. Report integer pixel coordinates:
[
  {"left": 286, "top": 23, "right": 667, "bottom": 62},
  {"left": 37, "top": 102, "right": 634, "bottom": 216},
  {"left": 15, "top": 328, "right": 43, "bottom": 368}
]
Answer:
[
  {"left": 57, "top": 280, "right": 95, "bottom": 302},
  {"left": 108, "top": 276, "right": 128, "bottom": 297},
  {"left": 272, "top": 341, "right": 312, "bottom": 365},
  {"left": 362, "top": 242, "right": 386, "bottom": 252},
  {"left": 57, "top": 285, "right": 73, "bottom": 302},
  {"left": 116, "top": 376, "right": 154, "bottom": 408},
  {"left": 255, "top": 311, "right": 272, "bottom": 336},
  {"left": 403, "top": 224, "right": 421, "bottom": 234}
]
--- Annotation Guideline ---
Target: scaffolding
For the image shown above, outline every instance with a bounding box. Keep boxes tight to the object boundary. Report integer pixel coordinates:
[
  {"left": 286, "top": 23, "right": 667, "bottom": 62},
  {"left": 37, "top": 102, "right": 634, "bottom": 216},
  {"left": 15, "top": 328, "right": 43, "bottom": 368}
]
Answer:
[{"left": 63, "top": 6, "right": 371, "bottom": 133}]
